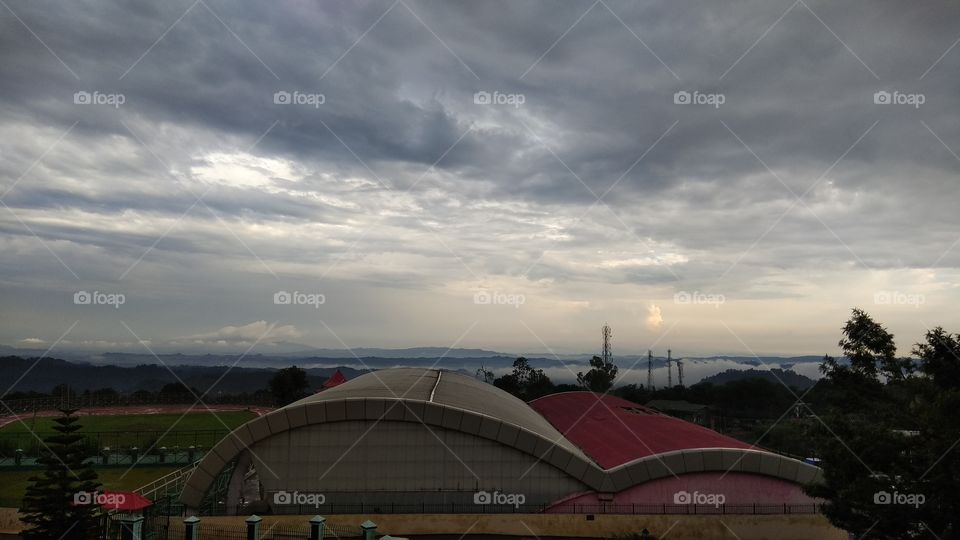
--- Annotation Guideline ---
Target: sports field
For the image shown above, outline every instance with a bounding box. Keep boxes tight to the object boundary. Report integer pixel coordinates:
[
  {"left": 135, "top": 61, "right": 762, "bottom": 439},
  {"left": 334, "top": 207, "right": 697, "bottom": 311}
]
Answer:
[
  {"left": 0, "top": 466, "right": 181, "bottom": 508},
  {"left": 0, "top": 409, "right": 258, "bottom": 449},
  {"left": 0, "top": 410, "right": 256, "bottom": 437},
  {"left": 0, "top": 409, "right": 260, "bottom": 508}
]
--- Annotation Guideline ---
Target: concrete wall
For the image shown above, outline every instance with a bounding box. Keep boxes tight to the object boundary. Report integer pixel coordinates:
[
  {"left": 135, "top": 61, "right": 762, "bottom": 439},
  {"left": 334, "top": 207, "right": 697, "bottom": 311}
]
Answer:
[
  {"left": 166, "top": 513, "right": 849, "bottom": 540},
  {"left": 549, "top": 471, "right": 819, "bottom": 509},
  {"left": 247, "top": 420, "right": 588, "bottom": 507}
]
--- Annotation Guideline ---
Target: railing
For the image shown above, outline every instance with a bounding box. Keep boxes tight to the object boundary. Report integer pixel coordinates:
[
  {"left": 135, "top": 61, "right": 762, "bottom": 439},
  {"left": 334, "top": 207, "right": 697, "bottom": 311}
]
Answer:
[{"left": 136, "top": 461, "right": 200, "bottom": 501}]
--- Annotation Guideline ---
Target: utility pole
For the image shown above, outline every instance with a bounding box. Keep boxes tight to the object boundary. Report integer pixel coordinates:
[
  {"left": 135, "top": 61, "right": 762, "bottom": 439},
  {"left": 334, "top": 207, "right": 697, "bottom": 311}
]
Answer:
[
  {"left": 647, "top": 350, "right": 653, "bottom": 390},
  {"left": 667, "top": 349, "right": 672, "bottom": 388},
  {"left": 677, "top": 357, "right": 684, "bottom": 388}
]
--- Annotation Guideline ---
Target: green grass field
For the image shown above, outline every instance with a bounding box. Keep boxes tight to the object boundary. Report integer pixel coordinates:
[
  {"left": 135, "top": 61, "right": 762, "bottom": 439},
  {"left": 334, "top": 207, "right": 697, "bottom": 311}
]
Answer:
[
  {"left": 1, "top": 410, "right": 255, "bottom": 435},
  {"left": 0, "top": 410, "right": 256, "bottom": 450},
  {"left": 0, "top": 466, "right": 180, "bottom": 508},
  {"left": 0, "top": 410, "right": 258, "bottom": 507}
]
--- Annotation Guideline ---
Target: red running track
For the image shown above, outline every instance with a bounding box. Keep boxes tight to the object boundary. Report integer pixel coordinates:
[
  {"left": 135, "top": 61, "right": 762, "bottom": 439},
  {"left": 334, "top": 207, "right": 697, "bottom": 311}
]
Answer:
[{"left": 0, "top": 404, "right": 273, "bottom": 429}]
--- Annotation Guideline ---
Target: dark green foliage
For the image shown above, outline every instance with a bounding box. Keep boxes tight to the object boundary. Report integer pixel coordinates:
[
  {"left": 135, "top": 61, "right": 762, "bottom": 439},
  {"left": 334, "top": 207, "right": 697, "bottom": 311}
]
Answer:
[
  {"left": 268, "top": 365, "right": 310, "bottom": 406},
  {"left": 493, "top": 357, "right": 555, "bottom": 401},
  {"left": 805, "top": 309, "right": 959, "bottom": 539},
  {"left": 19, "top": 408, "right": 101, "bottom": 540},
  {"left": 577, "top": 355, "right": 618, "bottom": 392}
]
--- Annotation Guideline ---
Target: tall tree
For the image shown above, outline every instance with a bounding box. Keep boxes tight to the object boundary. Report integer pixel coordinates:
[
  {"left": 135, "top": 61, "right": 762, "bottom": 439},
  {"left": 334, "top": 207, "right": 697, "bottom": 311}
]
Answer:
[
  {"left": 20, "top": 408, "right": 101, "bottom": 540},
  {"left": 475, "top": 365, "right": 495, "bottom": 384},
  {"left": 268, "top": 366, "right": 310, "bottom": 406},
  {"left": 806, "top": 309, "right": 955, "bottom": 539},
  {"left": 494, "top": 357, "right": 555, "bottom": 401},
  {"left": 577, "top": 355, "right": 618, "bottom": 393}
]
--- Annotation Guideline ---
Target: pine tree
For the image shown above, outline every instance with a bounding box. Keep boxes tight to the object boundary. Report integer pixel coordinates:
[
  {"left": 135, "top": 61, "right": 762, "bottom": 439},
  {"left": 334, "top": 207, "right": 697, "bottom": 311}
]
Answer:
[{"left": 19, "top": 408, "right": 101, "bottom": 540}]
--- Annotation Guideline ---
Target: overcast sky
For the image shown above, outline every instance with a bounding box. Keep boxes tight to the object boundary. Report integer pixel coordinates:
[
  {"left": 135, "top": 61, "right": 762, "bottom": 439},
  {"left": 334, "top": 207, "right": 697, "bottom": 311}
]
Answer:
[{"left": 1, "top": 0, "right": 958, "bottom": 357}]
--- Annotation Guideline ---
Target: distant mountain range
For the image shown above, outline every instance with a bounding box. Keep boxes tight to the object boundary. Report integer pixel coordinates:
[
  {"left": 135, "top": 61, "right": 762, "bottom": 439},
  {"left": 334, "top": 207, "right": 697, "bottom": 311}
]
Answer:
[
  {"left": 0, "top": 346, "right": 833, "bottom": 394},
  {"left": 0, "top": 356, "right": 364, "bottom": 395}
]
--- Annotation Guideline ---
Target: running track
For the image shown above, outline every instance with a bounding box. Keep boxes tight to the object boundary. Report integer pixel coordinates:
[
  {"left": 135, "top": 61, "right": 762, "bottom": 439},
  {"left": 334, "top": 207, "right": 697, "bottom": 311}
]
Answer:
[{"left": 0, "top": 404, "right": 273, "bottom": 429}]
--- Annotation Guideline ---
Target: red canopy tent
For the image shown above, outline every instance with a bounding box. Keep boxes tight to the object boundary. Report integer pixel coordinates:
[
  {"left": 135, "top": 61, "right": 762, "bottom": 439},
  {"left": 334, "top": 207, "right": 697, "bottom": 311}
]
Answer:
[
  {"left": 98, "top": 491, "right": 153, "bottom": 512},
  {"left": 321, "top": 369, "right": 347, "bottom": 389}
]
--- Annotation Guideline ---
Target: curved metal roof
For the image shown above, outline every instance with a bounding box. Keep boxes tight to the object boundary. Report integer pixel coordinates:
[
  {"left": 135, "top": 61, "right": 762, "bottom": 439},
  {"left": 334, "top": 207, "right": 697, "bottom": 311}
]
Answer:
[
  {"left": 180, "top": 369, "right": 821, "bottom": 507},
  {"left": 529, "top": 392, "right": 752, "bottom": 469},
  {"left": 291, "top": 368, "right": 589, "bottom": 459}
]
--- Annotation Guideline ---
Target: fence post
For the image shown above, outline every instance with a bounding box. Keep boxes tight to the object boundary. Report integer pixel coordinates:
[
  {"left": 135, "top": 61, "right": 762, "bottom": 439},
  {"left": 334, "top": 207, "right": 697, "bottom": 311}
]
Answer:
[
  {"left": 183, "top": 516, "right": 200, "bottom": 540},
  {"left": 119, "top": 515, "right": 143, "bottom": 540},
  {"left": 309, "top": 515, "right": 326, "bottom": 540},
  {"left": 360, "top": 520, "right": 377, "bottom": 540},
  {"left": 245, "top": 515, "right": 262, "bottom": 540}
]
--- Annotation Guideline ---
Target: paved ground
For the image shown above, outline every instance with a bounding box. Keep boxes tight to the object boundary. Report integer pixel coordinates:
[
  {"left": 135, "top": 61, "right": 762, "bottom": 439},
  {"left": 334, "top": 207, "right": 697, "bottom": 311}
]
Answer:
[{"left": 0, "top": 404, "right": 272, "bottom": 429}]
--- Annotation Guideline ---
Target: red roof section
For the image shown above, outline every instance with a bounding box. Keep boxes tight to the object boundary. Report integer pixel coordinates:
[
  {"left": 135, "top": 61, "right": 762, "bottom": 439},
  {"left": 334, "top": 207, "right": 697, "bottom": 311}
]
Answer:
[
  {"left": 529, "top": 392, "right": 752, "bottom": 469},
  {"left": 322, "top": 369, "right": 347, "bottom": 389}
]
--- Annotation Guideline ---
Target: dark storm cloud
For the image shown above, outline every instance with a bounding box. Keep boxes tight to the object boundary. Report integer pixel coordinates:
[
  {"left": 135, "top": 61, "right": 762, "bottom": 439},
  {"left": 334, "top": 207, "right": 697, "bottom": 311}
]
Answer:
[{"left": 1, "top": 0, "right": 959, "bottom": 352}]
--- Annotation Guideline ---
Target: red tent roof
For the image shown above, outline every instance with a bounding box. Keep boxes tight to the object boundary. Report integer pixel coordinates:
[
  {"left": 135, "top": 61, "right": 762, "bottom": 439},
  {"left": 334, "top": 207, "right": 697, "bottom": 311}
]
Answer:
[
  {"left": 322, "top": 369, "right": 347, "bottom": 389},
  {"left": 529, "top": 392, "right": 751, "bottom": 469},
  {"left": 99, "top": 491, "right": 153, "bottom": 511}
]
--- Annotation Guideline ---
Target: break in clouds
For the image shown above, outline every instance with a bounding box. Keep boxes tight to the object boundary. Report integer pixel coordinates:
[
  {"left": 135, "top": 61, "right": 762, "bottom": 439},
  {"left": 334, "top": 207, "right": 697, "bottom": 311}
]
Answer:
[{"left": 1, "top": 0, "right": 959, "bottom": 356}]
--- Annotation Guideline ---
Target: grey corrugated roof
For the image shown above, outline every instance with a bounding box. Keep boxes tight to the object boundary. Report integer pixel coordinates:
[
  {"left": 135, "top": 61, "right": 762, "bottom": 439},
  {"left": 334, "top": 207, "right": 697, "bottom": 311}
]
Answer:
[{"left": 289, "top": 367, "right": 590, "bottom": 460}]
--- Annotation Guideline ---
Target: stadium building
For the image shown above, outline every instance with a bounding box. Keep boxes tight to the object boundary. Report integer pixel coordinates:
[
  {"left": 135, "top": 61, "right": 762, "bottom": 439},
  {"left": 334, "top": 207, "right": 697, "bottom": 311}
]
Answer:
[{"left": 181, "top": 368, "right": 822, "bottom": 514}]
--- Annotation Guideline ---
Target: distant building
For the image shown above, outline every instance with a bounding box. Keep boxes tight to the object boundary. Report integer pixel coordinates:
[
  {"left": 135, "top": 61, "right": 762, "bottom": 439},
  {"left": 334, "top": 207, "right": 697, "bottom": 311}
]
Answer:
[{"left": 645, "top": 399, "right": 712, "bottom": 426}]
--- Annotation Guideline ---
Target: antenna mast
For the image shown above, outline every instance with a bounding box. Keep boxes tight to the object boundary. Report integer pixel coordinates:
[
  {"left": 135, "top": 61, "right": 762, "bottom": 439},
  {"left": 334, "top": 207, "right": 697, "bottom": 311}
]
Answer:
[{"left": 601, "top": 323, "right": 612, "bottom": 364}]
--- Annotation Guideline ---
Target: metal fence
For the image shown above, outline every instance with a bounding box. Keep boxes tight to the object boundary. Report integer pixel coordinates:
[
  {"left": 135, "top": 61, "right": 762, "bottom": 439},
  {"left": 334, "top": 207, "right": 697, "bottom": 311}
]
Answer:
[
  {"left": 0, "top": 393, "right": 274, "bottom": 416},
  {"left": 263, "top": 502, "right": 823, "bottom": 515},
  {"left": 0, "top": 429, "right": 230, "bottom": 467},
  {"left": 104, "top": 514, "right": 361, "bottom": 540}
]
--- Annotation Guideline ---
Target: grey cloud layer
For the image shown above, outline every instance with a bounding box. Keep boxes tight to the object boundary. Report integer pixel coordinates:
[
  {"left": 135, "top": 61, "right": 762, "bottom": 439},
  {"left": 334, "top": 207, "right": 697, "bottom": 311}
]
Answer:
[{"left": 1, "top": 0, "right": 959, "bottom": 353}]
